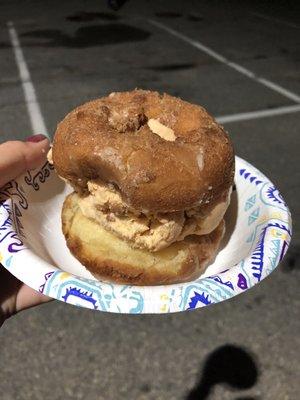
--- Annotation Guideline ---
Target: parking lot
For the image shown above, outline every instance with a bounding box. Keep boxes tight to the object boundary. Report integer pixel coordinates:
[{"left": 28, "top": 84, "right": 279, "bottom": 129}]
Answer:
[{"left": 0, "top": 1, "right": 299, "bottom": 399}]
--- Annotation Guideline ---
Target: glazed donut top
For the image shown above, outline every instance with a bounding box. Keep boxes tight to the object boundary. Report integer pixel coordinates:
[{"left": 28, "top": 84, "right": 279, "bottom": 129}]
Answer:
[{"left": 52, "top": 90, "right": 234, "bottom": 213}]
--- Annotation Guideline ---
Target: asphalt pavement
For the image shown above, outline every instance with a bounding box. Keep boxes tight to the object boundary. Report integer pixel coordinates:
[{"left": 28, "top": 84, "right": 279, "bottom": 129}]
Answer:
[{"left": 0, "top": 1, "right": 299, "bottom": 399}]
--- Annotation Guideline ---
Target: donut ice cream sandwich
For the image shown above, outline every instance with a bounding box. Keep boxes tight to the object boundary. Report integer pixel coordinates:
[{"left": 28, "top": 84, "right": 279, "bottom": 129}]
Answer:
[{"left": 49, "top": 90, "right": 234, "bottom": 285}]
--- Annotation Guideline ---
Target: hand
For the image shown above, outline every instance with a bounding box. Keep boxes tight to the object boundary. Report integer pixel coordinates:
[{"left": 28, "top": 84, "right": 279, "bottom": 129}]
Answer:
[{"left": 0, "top": 134, "right": 53, "bottom": 326}]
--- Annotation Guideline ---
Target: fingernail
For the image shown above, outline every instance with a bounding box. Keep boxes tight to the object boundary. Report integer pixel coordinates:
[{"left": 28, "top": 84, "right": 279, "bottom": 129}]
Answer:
[{"left": 25, "top": 134, "right": 48, "bottom": 143}]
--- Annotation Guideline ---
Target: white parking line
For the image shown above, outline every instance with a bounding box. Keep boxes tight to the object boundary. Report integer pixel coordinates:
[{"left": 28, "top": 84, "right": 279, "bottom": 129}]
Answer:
[
  {"left": 216, "top": 104, "right": 300, "bottom": 124},
  {"left": 7, "top": 21, "right": 49, "bottom": 137},
  {"left": 149, "top": 19, "right": 300, "bottom": 104},
  {"left": 250, "top": 11, "right": 300, "bottom": 29}
]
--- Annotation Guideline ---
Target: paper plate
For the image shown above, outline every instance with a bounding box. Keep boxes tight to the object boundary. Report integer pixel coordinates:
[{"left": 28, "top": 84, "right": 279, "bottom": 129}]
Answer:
[{"left": 0, "top": 157, "right": 292, "bottom": 313}]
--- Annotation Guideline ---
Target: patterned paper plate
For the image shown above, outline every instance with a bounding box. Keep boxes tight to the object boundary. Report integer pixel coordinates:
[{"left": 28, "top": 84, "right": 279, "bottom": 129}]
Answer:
[{"left": 0, "top": 156, "right": 292, "bottom": 314}]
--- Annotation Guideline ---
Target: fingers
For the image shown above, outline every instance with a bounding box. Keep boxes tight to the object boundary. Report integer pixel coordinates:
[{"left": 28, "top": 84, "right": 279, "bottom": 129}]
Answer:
[
  {"left": 0, "top": 135, "right": 50, "bottom": 188},
  {"left": 0, "top": 264, "right": 22, "bottom": 318},
  {"left": 15, "top": 284, "right": 53, "bottom": 314},
  {"left": 0, "top": 264, "right": 53, "bottom": 320}
]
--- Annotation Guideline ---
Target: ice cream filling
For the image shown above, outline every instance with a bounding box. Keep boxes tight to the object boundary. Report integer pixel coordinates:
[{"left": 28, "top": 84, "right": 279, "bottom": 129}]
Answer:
[{"left": 77, "top": 180, "right": 231, "bottom": 252}]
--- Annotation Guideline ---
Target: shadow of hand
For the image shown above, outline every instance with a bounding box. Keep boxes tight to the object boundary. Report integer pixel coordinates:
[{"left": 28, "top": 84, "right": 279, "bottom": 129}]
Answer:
[{"left": 186, "top": 344, "right": 258, "bottom": 400}]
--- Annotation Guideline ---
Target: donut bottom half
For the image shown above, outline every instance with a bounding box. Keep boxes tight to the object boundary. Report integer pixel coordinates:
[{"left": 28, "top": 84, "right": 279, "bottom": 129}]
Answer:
[{"left": 62, "top": 193, "right": 225, "bottom": 286}]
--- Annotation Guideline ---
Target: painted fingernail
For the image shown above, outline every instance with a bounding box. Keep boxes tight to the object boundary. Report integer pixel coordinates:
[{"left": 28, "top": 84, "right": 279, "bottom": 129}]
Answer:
[{"left": 25, "top": 134, "right": 48, "bottom": 143}]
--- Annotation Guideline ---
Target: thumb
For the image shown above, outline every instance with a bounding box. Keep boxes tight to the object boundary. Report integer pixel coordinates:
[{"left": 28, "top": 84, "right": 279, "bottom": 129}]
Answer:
[{"left": 0, "top": 135, "right": 50, "bottom": 188}]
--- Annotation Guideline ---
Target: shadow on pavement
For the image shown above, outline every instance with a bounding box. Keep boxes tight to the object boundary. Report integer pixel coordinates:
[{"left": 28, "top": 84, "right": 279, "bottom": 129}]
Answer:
[
  {"left": 155, "top": 12, "right": 182, "bottom": 18},
  {"left": 280, "top": 243, "right": 299, "bottom": 273},
  {"left": 66, "top": 11, "right": 120, "bottom": 22},
  {"left": 186, "top": 344, "right": 259, "bottom": 400},
  {"left": 21, "top": 23, "right": 151, "bottom": 48},
  {"left": 144, "top": 63, "right": 196, "bottom": 71},
  {"left": 154, "top": 11, "right": 203, "bottom": 22},
  {"left": 235, "top": 398, "right": 258, "bottom": 400}
]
